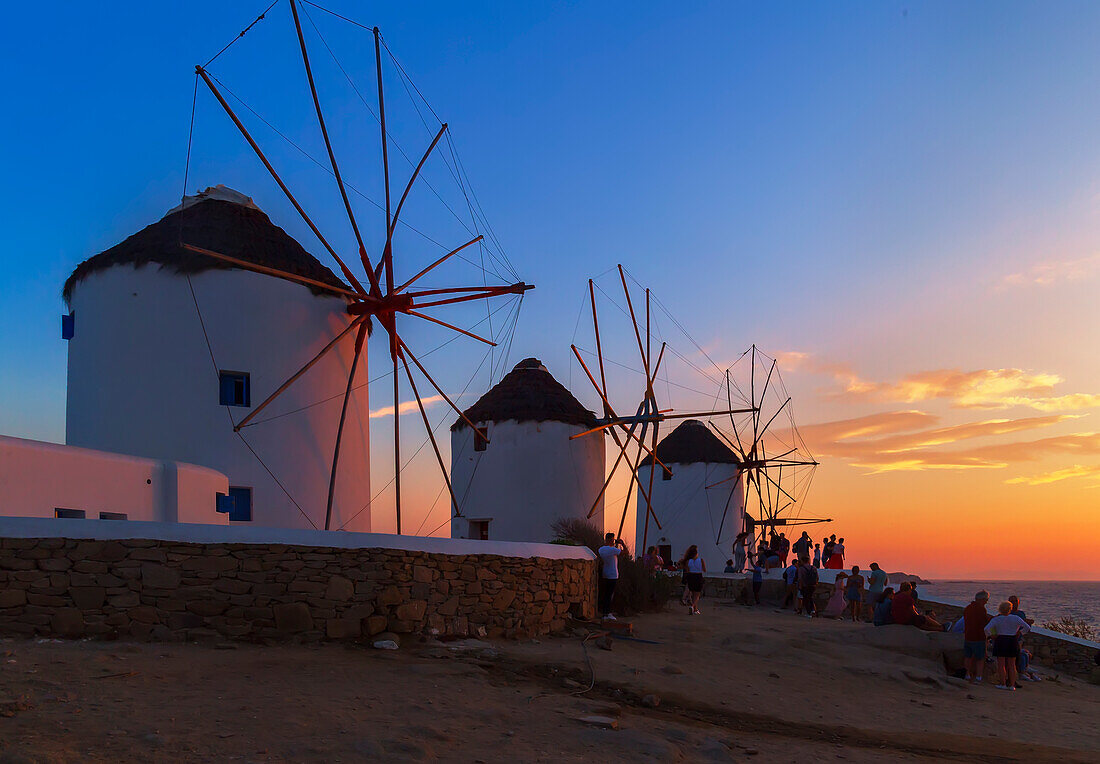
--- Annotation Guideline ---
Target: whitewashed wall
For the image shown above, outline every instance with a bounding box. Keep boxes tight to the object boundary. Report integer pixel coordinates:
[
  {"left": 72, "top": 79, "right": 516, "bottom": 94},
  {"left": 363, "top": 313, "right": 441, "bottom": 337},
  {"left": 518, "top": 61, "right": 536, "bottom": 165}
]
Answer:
[
  {"left": 0, "top": 434, "right": 228, "bottom": 524},
  {"left": 65, "top": 266, "right": 370, "bottom": 532},
  {"left": 450, "top": 420, "right": 605, "bottom": 544},
  {"left": 635, "top": 461, "right": 744, "bottom": 572}
]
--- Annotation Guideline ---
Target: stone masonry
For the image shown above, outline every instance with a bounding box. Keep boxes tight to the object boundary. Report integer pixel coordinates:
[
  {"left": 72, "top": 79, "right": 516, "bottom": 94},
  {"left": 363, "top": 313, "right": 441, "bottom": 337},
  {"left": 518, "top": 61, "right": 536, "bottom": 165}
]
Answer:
[{"left": 0, "top": 537, "right": 596, "bottom": 643}]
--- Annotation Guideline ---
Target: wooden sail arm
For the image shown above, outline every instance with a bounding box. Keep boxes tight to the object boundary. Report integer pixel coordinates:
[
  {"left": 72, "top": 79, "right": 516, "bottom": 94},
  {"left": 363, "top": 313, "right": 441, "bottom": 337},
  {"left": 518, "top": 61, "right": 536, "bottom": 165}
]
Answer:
[
  {"left": 398, "top": 349, "right": 460, "bottom": 518},
  {"left": 405, "top": 310, "right": 496, "bottom": 346},
  {"left": 287, "top": 0, "right": 380, "bottom": 297},
  {"left": 407, "top": 283, "right": 533, "bottom": 310},
  {"left": 180, "top": 244, "right": 360, "bottom": 299},
  {"left": 394, "top": 235, "right": 484, "bottom": 293},
  {"left": 396, "top": 337, "right": 487, "bottom": 439},
  {"left": 195, "top": 66, "right": 369, "bottom": 297},
  {"left": 389, "top": 123, "right": 448, "bottom": 240},
  {"left": 235, "top": 314, "right": 369, "bottom": 430}
]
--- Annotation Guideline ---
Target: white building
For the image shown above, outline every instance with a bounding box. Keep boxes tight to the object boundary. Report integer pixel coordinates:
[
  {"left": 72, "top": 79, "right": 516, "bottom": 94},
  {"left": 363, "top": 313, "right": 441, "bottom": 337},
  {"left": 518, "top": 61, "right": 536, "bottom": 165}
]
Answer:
[
  {"left": 636, "top": 419, "right": 744, "bottom": 572},
  {"left": 63, "top": 186, "right": 371, "bottom": 532},
  {"left": 450, "top": 358, "right": 604, "bottom": 543},
  {"left": 0, "top": 434, "right": 229, "bottom": 524}
]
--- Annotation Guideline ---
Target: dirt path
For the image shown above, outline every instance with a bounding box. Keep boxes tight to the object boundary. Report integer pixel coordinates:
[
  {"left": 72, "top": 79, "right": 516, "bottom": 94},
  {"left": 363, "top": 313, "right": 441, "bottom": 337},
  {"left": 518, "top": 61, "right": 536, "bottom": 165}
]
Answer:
[{"left": 0, "top": 604, "right": 1095, "bottom": 762}]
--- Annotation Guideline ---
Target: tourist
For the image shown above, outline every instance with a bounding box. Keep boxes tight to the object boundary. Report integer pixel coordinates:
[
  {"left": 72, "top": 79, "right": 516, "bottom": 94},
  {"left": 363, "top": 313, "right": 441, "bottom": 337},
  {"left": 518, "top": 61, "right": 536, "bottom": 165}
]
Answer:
[
  {"left": 597, "top": 532, "right": 626, "bottom": 620},
  {"left": 680, "top": 545, "right": 706, "bottom": 615},
  {"left": 724, "top": 559, "right": 736, "bottom": 573},
  {"left": 866, "top": 563, "right": 888, "bottom": 620},
  {"left": 962, "top": 590, "right": 992, "bottom": 684},
  {"left": 822, "top": 535, "right": 836, "bottom": 567},
  {"left": 755, "top": 543, "right": 770, "bottom": 568},
  {"left": 782, "top": 559, "right": 799, "bottom": 609},
  {"left": 778, "top": 533, "right": 791, "bottom": 565},
  {"left": 873, "top": 588, "right": 895, "bottom": 626},
  {"left": 797, "top": 556, "right": 819, "bottom": 617},
  {"left": 812, "top": 543, "right": 822, "bottom": 569},
  {"left": 765, "top": 547, "right": 782, "bottom": 571},
  {"left": 822, "top": 572, "right": 848, "bottom": 618},
  {"left": 845, "top": 566, "right": 865, "bottom": 622},
  {"left": 1008, "top": 595, "right": 1035, "bottom": 682},
  {"left": 792, "top": 531, "right": 811, "bottom": 560},
  {"left": 750, "top": 560, "right": 763, "bottom": 605},
  {"left": 643, "top": 546, "right": 662, "bottom": 573},
  {"left": 1007, "top": 595, "right": 1034, "bottom": 625},
  {"left": 986, "top": 600, "right": 1030, "bottom": 690},
  {"left": 826, "top": 537, "right": 846, "bottom": 570},
  {"left": 891, "top": 582, "right": 942, "bottom": 631},
  {"left": 732, "top": 531, "right": 749, "bottom": 573}
]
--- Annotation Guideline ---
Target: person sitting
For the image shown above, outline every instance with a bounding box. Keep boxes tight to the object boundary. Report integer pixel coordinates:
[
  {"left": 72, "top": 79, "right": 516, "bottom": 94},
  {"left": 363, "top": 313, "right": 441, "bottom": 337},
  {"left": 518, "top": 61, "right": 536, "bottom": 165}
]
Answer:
[
  {"left": 891, "top": 582, "right": 942, "bottom": 631},
  {"left": 765, "top": 549, "right": 782, "bottom": 571},
  {"left": 724, "top": 559, "right": 736, "bottom": 574},
  {"left": 873, "top": 588, "right": 894, "bottom": 626}
]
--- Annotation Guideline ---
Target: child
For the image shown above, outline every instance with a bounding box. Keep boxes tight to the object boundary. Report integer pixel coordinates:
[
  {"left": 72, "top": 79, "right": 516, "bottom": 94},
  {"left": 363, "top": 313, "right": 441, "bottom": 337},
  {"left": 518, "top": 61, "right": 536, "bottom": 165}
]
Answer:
[
  {"left": 724, "top": 559, "right": 736, "bottom": 573},
  {"left": 812, "top": 543, "right": 821, "bottom": 569}
]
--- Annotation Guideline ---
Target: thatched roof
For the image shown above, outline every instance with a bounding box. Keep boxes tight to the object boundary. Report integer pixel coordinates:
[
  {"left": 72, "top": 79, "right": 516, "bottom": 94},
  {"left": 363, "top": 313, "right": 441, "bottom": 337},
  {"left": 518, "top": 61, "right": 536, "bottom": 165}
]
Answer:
[
  {"left": 639, "top": 419, "right": 740, "bottom": 466},
  {"left": 63, "top": 187, "right": 347, "bottom": 304},
  {"left": 452, "top": 358, "right": 598, "bottom": 431}
]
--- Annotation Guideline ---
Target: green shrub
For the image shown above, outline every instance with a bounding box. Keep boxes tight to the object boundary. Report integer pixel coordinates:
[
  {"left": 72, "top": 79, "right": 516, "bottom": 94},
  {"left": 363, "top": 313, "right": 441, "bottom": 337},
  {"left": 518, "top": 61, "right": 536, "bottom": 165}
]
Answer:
[{"left": 550, "top": 517, "right": 670, "bottom": 615}]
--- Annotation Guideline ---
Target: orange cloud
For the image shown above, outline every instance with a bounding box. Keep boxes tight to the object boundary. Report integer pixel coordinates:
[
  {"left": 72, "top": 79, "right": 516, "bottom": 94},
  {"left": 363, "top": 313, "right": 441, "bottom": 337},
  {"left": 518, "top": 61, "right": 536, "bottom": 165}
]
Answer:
[
  {"left": 369, "top": 395, "right": 443, "bottom": 419},
  {"left": 853, "top": 432, "right": 1100, "bottom": 473},
  {"left": 998, "top": 252, "right": 1100, "bottom": 289},
  {"left": 778, "top": 352, "right": 1100, "bottom": 412},
  {"left": 1005, "top": 464, "right": 1100, "bottom": 486}
]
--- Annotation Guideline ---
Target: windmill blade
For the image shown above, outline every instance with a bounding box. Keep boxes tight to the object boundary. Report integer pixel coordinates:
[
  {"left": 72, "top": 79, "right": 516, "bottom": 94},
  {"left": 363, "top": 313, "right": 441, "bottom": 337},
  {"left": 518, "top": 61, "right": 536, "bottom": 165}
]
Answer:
[
  {"left": 405, "top": 310, "right": 497, "bottom": 346},
  {"left": 372, "top": 26, "right": 394, "bottom": 294},
  {"left": 389, "top": 123, "right": 448, "bottom": 239},
  {"left": 618, "top": 265, "right": 651, "bottom": 381},
  {"left": 323, "top": 322, "right": 367, "bottom": 530},
  {"left": 707, "top": 421, "right": 748, "bottom": 462},
  {"left": 395, "top": 235, "right": 484, "bottom": 292},
  {"left": 288, "top": 0, "right": 379, "bottom": 295},
  {"left": 235, "top": 314, "right": 368, "bottom": 430},
  {"left": 726, "top": 369, "right": 748, "bottom": 458},
  {"left": 399, "top": 349, "right": 459, "bottom": 518},
  {"left": 755, "top": 397, "right": 792, "bottom": 447},
  {"left": 588, "top": 279, "right": 612, "bottom": 418},
  {"left": 180, "top": 244, "right": 360, "bottom": 299},
  {"left": 397, "top": 337, "right": 485, "bottom": 436},
  {"left": 714, "top": 474, "right": 740, "bottom": 545},
  {"left": 195, "top": 67, "right": 368, "bottom": 296}
]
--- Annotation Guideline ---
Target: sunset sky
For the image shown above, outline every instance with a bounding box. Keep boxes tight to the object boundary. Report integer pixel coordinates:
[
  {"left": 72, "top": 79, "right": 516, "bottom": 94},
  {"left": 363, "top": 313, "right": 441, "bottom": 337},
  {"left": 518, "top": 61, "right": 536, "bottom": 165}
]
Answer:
[{"left": 2, "top": 2, "right": 1099, "bottom": 579}]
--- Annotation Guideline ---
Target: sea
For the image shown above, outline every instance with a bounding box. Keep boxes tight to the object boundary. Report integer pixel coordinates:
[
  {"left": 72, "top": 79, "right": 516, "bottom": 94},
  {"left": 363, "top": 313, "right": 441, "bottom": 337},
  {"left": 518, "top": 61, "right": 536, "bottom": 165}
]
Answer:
[{"left": 922, "top": 580, "right": 1100, "bottom": 632}]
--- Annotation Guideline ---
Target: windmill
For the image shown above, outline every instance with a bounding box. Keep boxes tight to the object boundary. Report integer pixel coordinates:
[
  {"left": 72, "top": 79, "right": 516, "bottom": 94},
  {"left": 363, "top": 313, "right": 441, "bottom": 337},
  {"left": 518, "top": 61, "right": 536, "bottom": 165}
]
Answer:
[
  {"left": 567, "top": 265, "right": 756, "bottom": 549},
  {"left": 706, "top": 345, "right": 825, "bottom": 552},
  {"left": 183, "top": 0, "right": 531, "bottom": 532}
]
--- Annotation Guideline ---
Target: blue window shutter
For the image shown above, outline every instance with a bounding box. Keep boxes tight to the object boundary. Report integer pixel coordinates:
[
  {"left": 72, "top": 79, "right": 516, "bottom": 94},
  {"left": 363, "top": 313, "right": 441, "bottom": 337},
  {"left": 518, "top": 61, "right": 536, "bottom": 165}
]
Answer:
[
  {"left": 61, "top": 314, "right": 75, "bottom": 340},
  {"left": 228, "top": 486, "right": 252, "bottom": 522},
  {"left": 216, "top": 493, "right": 235, "bottom": 514}
]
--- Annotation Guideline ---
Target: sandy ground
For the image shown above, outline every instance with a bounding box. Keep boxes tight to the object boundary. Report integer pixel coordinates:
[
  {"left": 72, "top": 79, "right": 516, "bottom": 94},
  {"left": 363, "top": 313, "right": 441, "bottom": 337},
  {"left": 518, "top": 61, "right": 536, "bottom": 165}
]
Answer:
[{"left": 0, "top": 603, "right": 1096, "bottom": 763}]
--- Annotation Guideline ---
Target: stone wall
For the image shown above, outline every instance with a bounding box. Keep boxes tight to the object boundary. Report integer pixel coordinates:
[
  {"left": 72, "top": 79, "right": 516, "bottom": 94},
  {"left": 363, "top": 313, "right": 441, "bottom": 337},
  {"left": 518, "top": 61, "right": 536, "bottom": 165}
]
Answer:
[
  {"left": 0, "top": 535, "right": 595, "bottom": 643},
  {"left": 703, "top": 575, "right": 1099, "bottom": 681}
]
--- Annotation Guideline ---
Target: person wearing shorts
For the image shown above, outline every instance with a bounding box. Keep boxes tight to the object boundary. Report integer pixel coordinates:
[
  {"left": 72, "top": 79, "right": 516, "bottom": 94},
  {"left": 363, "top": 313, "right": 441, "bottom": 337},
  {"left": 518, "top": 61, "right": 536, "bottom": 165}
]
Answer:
[
  {"left": 680, "top": 545, "right": 706, "bottom": 615},
  {"left": 962, "top": 590, "right": 992, "bottom": 683},
  {"left": 985, "top": 601, "right": 1030, "bottom": 690}
]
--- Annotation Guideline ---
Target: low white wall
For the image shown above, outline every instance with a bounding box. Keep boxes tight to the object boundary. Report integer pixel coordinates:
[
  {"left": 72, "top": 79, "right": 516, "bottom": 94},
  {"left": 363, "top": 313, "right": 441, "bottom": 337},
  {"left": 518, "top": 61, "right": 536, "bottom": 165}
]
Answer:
[
  {"left": 0, "top": 435, "right": 228, "bottom": 525},
  {"left": 0, "top": 516, "right": 596, "bottom": 561}
]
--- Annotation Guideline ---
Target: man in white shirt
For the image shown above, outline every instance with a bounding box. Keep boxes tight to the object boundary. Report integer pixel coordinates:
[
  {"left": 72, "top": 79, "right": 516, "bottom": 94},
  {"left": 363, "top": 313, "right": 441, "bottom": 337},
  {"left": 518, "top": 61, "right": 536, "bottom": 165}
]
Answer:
[{"left": 597, "top": 532, "right": 626, "bottom": 620}]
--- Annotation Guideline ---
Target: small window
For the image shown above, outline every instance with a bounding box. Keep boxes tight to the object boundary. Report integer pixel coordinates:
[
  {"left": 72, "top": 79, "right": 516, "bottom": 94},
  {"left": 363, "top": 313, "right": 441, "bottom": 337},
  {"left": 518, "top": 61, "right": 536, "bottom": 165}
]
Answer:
[
  {"left": 474, "top": 427, "right": 488, "bottom": 452},
  {"left": 99, "top": 512, "right": 128, "bottom": 521},
  {"left": 219, "top": 371, "right": 251, "bottom": 407},
  {"left": 469, "top": 520, "right": 490, "bottom": 540},
  {"left": 54, "top": 508, "right": 86, "bottom": 519},
  {"left": 228, "top": 486, "right": 253, "bottom": 522},
  {"left": 61, "top": 313, "right": 75, "bottom": 340}
]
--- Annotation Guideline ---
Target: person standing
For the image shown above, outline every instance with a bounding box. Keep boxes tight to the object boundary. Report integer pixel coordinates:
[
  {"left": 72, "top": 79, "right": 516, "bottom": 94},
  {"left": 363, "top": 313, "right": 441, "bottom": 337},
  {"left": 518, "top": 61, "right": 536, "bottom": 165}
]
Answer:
[
  {"left": 986, "top": 601, "right": 1030, "bottom": 690},
  {"left": 782, "top": 559, "right": 799, "bottom": 609},
  {"left": 962, "top": 590, "right": 992, "bottom": 684},
  {"left": 845, "top": 566, "right": 865, "bottom": 621},
  {"left": 681, "top": 545, "right": 706, "bottom": 615},
  {"left": 792, "top": 531, "right": 811, "bottom": 559},
  {"left": 866, "top": 563, "right": 888, "bottom": 620},
  {"left": 732, "top": 532, "right": 748, "bottom": 573},
  {"left": 827, "top": 537, "right": 846, "bottom": 570},
  {"left": 778, "top": 533, "right": 791, "bottom": 565},
  {"left": 597, "top": 532, "right": 626, "bottom": 621},
  {"left": 822, "top": 572, "right": 848, "bottom": 618},
  {"left": 796, "top": 556, "right": 819, "bottom": 617},
  {"left": 822, "top": 535, "right": 836, "bottom": 567},
  {"left": 812, "top": 543, "right": 822, "bottom": 569},
  {"left": 750, "top": 559, "right": 764, "bottom": 605}
]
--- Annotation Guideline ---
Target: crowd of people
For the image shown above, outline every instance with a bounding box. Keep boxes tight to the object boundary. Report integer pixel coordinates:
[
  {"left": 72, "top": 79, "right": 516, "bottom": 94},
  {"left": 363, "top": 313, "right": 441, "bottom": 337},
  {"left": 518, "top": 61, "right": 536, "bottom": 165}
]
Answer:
[{"left": 600, "top": 532, "right": 1042, "bottom": 690}]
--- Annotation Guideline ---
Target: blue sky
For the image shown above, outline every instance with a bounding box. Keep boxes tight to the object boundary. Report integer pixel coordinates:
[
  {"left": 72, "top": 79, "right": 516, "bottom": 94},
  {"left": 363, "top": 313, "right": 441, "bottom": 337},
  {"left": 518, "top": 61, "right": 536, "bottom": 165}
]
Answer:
[{"left": 4, "top": 2, "right": 1100, "bottom": 572}]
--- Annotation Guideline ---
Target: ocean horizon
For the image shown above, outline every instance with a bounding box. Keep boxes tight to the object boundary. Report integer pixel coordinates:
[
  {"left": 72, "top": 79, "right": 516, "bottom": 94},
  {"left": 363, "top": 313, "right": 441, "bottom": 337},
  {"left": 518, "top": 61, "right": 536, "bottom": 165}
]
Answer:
[{"left": 923, "top": 580, "right": 1100, "bottom": 631}]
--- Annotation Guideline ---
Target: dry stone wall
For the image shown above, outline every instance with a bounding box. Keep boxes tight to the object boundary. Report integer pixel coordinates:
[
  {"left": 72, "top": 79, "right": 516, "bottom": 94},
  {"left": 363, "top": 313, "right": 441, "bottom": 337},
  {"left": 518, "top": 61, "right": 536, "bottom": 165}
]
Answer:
[{"left": 0, "top": 537, "right": 595, "bottom": 643}]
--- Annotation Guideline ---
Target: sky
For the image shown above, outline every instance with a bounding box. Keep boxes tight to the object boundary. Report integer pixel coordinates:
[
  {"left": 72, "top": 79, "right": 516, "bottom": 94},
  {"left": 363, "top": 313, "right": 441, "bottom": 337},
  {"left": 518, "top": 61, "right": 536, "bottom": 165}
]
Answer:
[{"left": 2, "top": 1, "right": 1100, "bottom": 579}]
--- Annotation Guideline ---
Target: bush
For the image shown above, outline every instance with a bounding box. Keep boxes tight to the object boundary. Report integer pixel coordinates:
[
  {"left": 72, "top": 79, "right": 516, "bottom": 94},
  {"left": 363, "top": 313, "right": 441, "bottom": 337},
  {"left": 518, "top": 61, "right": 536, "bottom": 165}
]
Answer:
[
  {"left": 1041, "top": 616, "right": 1097, "bottom": 641},
  {"left": 549, "top": 517, "right": 670, "bottom": 615}
]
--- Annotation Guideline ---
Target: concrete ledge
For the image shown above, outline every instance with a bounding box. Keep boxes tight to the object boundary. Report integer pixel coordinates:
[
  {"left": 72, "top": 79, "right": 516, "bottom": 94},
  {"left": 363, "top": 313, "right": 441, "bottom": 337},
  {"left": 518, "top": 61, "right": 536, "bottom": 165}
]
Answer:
[{"left": 0, "top": 517, "right": 595, "bottom": 561}]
